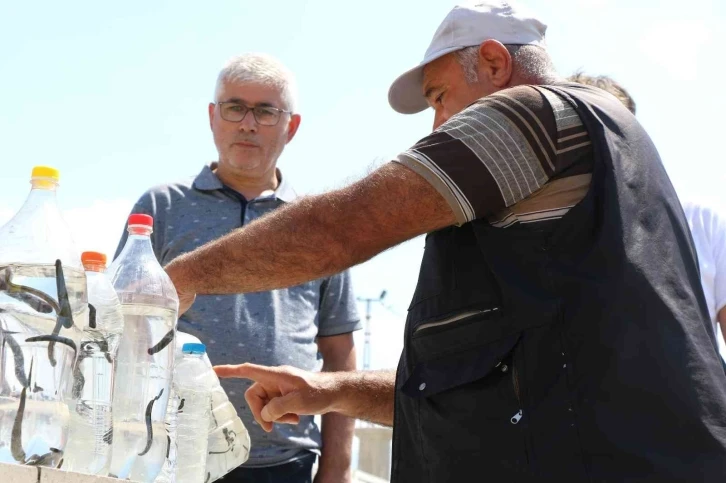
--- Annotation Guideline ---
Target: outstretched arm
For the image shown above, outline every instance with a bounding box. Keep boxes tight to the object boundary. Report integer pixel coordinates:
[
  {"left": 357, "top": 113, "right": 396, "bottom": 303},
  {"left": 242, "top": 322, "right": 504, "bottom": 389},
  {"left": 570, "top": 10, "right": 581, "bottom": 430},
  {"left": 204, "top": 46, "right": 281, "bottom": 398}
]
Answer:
[{"left": 165, "top": 163, "right": 455, "bottom": 312}]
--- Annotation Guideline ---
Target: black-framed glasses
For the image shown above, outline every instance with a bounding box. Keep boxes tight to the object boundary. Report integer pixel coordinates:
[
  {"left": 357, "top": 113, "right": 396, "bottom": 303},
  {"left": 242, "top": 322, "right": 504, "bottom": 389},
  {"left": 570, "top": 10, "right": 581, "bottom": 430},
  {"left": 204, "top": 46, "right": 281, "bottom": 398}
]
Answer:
[{"left": 216, "top": 102, "right": 291, "bottom": 126}]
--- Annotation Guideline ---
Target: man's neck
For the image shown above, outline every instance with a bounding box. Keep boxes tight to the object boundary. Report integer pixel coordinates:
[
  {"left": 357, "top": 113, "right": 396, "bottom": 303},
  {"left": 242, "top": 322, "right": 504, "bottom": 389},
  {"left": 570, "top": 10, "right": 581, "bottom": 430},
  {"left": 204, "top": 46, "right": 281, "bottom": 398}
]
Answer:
[{"left": 214, "top": 164, "right": 279, "bottom": 201}]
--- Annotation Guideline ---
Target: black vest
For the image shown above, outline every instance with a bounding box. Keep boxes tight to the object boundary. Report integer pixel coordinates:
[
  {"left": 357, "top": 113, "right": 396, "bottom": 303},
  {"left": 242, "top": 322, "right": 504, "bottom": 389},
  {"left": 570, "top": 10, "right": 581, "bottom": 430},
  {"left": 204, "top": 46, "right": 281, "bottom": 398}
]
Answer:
[{"left": 392, "top": 85, "right": 726, "bottom": 482}]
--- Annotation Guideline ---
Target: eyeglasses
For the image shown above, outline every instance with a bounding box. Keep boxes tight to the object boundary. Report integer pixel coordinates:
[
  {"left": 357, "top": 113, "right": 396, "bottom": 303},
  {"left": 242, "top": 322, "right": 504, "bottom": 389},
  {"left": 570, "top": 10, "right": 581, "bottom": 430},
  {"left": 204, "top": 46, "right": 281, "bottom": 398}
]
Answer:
[{"left": 216, "top": 102, "right": 291, "bottom": 126}]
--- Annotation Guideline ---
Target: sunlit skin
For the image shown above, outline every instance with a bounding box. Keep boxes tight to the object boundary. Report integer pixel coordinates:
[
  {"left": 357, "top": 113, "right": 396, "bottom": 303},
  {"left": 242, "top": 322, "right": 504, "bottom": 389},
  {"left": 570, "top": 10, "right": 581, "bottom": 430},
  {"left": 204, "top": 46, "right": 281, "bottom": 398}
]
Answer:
[
  {"left": 423, "top": 40, "right": 516, "bottom": 130},
  {"left": 208, "top": 81, "right": 301, "bottom": 199}
]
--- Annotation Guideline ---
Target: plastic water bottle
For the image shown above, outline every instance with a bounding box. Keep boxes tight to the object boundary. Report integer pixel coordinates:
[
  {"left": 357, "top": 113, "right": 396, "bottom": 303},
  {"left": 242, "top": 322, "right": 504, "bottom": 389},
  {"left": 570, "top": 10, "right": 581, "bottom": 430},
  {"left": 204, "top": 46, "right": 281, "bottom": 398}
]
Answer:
[
  {"left": 0, "top": 166, "right": 86, "bottom": 468},
  {"left": 174, "top": 343, "right": 213, "bottom": 483},
  {"left": 107, "top": 214, "right": 178, "bottom": 482},
  {"left": 63, "top": 251, "right": 124, "bottom": 475},
  {"left": 205, "top": 374, "right": 251, "bottom": 483},
  {"left": 175, "top": 332, "right": 250, "bottom": 482},
  {"left": 154, "top": 391, "right": 181, "bottom": 483}
]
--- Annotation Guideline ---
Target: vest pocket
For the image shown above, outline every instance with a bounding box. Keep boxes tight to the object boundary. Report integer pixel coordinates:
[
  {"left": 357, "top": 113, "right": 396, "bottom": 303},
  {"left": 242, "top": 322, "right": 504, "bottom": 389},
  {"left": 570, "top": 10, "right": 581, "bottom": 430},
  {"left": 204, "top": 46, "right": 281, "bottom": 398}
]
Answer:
[
  {"left": 413, "top": 307, "right": 500, "bottom": 335},
  {"left": 400, "top": 310, "right": 531, "bottom": 480},
  {"left": 402, "top": 307, "right": 522, "bottom": 401},
  {"left": 402, "top": 325, "right": 520, "bottom": 399}
]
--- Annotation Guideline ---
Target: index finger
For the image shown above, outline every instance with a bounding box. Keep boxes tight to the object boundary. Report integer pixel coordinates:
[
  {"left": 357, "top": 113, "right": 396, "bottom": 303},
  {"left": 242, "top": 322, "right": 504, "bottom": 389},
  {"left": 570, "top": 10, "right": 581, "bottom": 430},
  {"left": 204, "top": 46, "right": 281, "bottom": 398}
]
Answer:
[{"left": 214, "top": 363, "right": 286, "bottom": 384}]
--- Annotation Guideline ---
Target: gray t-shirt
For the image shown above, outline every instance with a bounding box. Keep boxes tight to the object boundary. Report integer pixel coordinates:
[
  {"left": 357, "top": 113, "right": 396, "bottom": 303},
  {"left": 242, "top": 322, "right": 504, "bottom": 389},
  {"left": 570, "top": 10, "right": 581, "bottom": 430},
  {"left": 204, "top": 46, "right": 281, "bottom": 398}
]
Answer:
[{"left": 114, "top": 164, "right": 361, "bottom": 467}]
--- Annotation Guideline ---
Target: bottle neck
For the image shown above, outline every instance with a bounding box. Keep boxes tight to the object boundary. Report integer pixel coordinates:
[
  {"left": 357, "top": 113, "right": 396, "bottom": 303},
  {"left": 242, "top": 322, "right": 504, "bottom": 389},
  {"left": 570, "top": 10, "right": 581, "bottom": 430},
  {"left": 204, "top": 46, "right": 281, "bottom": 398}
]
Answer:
[
  {"left": 30, "top": 178, "right": 59, "bottom": 192},
  {"left": 183, "top": 352, "right": 205, "bottom": 359},
  {"left": 123, "top": 232, "right": 153, "bottom": 253},
  {"left": 26, "top": 179, "right": 59, "bottom": 204},
  {"left": 109, "top": 225, "right": 158, "bottom": 284},
  {"left": 127, "top": 225, "right": 152, "bottom": 237},
  {"left": 83, "top": 262, "right": 106, "bottom": 273},
  {"left": 116, "top": 228, "right": 155, "bottom": 262}
]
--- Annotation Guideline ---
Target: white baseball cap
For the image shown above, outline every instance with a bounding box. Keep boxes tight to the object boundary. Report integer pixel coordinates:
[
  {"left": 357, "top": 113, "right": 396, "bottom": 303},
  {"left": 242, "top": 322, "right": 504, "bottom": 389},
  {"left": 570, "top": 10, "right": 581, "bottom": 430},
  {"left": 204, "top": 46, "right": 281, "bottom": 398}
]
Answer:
[{"left": 388, "top": 1, "right": 547, "bottom": 114}]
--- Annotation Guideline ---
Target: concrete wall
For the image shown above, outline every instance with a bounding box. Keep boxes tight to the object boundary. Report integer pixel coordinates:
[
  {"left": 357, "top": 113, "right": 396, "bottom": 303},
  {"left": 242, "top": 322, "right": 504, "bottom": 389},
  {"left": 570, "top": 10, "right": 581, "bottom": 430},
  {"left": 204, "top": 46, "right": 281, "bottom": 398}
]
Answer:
[
  {"left": 355, "top": 426, "right": 392, "bottom": 481},
  {"left": 0, "top": 463, "right": 125, "bottom": 483}
]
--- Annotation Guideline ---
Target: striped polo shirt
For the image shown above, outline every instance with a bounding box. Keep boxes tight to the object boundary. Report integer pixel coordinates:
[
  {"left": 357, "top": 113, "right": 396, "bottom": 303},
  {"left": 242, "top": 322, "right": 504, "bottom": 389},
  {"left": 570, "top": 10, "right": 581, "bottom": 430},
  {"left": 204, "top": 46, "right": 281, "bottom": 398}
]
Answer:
[{"left": 395, "top": 84, "right": 593, "bottom": 228}]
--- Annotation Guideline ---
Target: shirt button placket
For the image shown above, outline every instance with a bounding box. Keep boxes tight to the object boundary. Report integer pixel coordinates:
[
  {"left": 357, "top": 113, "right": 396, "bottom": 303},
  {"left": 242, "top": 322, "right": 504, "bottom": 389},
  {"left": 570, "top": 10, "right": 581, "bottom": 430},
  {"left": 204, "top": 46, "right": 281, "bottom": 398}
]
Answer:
[{"left": 242, "top": 202, "right": 253, "bottom": 226}]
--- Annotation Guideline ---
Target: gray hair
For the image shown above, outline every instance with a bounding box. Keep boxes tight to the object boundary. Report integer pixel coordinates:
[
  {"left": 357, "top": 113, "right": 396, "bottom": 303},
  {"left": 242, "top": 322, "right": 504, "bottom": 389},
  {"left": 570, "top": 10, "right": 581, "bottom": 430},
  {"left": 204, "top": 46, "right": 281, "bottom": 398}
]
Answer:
[
  {"left": 454, "top": 44, "right": 558, "bottom": 85},
  {"left": 214, "top": 53, "right": 298, "bottom": 112}
]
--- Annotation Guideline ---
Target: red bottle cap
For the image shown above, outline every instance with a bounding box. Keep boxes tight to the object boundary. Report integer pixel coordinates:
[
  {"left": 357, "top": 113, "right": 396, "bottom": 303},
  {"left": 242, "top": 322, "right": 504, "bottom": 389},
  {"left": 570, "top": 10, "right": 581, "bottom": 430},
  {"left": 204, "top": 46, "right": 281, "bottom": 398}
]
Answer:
[{"left": 128, "top": 214, "right": 153, "bottom": 227}]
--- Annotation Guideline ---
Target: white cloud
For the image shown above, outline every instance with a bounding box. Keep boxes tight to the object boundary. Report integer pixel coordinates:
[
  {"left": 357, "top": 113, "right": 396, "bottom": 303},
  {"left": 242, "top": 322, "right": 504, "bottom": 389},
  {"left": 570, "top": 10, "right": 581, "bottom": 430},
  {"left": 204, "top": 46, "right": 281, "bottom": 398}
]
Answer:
[
  {"left": 0, "top": 206, "right": 14, "bottom": 227},
  {"left": 638, "top": 20, "right": 712, "bottom": 81},
  {"left": 0, "top": 199, "right": 133, "bottom": 261},
  {"left": 63, "top": 199, "right": 135, "bottom": 260},
  {"left": 574, "top": 0, "right": 609, "bottom": 7}
]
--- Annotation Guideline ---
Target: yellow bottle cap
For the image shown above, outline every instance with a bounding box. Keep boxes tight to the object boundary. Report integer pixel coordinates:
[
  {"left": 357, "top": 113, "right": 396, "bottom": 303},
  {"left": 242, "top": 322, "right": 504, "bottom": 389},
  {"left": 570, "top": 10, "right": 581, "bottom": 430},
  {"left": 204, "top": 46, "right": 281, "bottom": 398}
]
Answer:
[{"left": 31, "top": 166, "right": 60, "bottom": 181}]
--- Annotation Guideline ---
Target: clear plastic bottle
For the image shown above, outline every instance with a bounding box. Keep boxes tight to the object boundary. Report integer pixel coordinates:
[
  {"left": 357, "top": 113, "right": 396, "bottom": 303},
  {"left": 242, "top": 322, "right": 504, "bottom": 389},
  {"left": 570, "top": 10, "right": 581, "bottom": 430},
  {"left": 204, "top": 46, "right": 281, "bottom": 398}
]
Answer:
[
  {"left": 0, "top": 166, "right": 86, "bottom": 468},
  {"left": 107, "top": 214, "right": 178, "bottom": 482},
  {"left": 154, "top": 391, "right": 180, "bottom": 483},
  {"left": 63, "top": 251, "right": 124, "bottom": 475},
  {"left": 174, "top": 343, "right": 213, "bottom": 483},
  {"left": 176, "top": 332, "right": 250, "bottom": 482}
]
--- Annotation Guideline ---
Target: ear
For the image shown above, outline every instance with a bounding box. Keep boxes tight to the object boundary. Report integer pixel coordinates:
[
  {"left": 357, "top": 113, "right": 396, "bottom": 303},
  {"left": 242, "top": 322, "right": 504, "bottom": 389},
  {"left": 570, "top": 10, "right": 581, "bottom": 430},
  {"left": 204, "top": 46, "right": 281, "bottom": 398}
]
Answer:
[
  {"left": 477, "top": 40, "right": 514, "bottom": 88},
  {"left": 285, "top": 114, "right": 302, "bottom": 144},
  {"left": 208, "top": 103, "right": 216, "bottom": 131}
]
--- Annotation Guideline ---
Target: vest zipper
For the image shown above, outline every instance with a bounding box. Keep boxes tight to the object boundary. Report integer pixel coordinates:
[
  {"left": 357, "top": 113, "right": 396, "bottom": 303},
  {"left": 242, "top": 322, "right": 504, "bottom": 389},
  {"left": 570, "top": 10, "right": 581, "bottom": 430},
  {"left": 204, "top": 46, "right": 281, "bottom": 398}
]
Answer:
[
  {"left": 413, "top": 307, "right": 500, "bottom": 334},
  {"left": 511, "top": 409, "right": 523, "bottom": 424},
  {"left": 511, "top": 363, "right": 523, "bottom": 425},
  {"left": 510, "top": 350, "right": 531, "bottom": 469}
]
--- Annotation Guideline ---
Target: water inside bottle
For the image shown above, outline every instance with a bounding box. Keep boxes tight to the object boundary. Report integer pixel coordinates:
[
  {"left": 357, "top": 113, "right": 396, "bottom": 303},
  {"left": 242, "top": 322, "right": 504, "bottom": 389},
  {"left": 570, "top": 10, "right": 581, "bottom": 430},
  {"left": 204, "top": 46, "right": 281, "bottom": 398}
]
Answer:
[
  {"left": 109, "top": 303, "right": 176, "bottom": 482},
  {"left": 64, "top": 344, "right": 115, "bottom": 475},
  {"left": 0, "top": 263, "right": 87, "bottom": 466}
]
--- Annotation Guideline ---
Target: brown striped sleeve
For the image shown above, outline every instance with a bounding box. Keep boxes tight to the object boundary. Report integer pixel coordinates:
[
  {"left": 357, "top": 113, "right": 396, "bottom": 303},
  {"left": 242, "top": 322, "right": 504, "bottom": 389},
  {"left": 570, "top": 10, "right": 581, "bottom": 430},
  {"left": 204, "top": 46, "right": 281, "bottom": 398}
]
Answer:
[{"left": 393, "top": 85, "right": 590, "bottom": 225}]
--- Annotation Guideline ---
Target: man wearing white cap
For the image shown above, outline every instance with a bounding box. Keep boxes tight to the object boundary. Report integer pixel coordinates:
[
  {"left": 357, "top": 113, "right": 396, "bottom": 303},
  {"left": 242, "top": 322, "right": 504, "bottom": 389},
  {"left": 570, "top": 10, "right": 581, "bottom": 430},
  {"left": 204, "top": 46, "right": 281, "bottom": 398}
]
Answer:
[{"left": 167, "top": 2, "right": 726, "bottom": 480}]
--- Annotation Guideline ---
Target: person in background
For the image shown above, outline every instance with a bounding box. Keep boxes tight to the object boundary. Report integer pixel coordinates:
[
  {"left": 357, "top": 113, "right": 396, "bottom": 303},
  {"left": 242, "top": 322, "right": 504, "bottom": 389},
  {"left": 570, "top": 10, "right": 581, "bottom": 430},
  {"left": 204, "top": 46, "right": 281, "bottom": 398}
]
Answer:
[
  {"left": 567, "top": 70, "right": 636, "bottom": 114},
  {"left": 569, "top": 71, "right": 726, "bottom": 360},
  {"left": 115, "top": 53, "right": 361, "bottom": 483},
  {"left": 681, "top": 201, "right": 726, "bottom": 359}
]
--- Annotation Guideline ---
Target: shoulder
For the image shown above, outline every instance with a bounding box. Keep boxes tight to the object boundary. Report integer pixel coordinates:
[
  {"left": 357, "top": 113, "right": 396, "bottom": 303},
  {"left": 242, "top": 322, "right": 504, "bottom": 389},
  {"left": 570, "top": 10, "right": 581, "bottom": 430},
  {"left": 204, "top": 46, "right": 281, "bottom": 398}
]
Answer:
[
  {"left": 483, "top": 84, "right": 548, "bottom": 109},
  {"left": 451, "top": 85, "right": 550, "bottom": 121},
  {"left": 135, "top": 176, "right": 198, "bottom": 206},
  {"left": 143, "top": 176, "right": 197, "bottom": 198},
  {"left": 682, "top": 200, "right": 726, "bottom": 240},
  {"left": 683, "top": 200, "right": 720, "bottom": 223},
  {"left": 450, "top": 84, "right": 560, "bottom": 139},
  {"left": 682, "top": 200, "right": 701, "bottom": 219}
]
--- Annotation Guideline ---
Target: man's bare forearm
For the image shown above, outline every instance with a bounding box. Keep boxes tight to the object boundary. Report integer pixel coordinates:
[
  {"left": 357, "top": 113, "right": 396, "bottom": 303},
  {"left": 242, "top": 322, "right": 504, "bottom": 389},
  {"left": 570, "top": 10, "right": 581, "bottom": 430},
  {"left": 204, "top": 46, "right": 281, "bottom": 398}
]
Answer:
[
  {"left": 214, "top": 364, "right": 395, "bottom": 430},
  {"left": 330, "top": 370, "right": 396, "bottom": 426},
  {"left": 318, "top": 336, "right": 356, "bottom": 478},
  {"left": 165, "top": 163, "right": 455, "bottom": 296},
  {"left": 319, "top": 412, "right": 355, "bottom": 477},
  {"left": 166, "top": 193, "right": 352, "bottom": 295}
]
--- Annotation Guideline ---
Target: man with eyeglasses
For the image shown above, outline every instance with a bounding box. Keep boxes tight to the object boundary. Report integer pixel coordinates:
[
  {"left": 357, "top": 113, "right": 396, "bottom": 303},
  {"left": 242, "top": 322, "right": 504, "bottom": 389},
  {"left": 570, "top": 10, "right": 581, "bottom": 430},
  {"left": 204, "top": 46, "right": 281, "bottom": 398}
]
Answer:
[{"left": 115, "top": 53, "right": 361, "bottom": 483}]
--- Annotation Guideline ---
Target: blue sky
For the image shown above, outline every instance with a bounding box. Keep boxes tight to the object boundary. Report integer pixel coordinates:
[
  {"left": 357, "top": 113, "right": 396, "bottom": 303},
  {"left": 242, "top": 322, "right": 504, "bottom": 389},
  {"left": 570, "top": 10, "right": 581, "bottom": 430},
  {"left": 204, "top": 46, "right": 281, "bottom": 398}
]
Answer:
[{"left": 1, "top": 0, "right": 725, "bottom": 368}]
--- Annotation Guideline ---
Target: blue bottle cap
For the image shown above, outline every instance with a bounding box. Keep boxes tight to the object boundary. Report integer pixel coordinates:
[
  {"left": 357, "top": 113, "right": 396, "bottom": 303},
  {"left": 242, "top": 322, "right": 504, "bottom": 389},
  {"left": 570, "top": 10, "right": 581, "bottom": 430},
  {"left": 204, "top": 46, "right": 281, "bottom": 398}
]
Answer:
[{"left": 182, "top": 342, "right": 206, "bottom": 354}]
